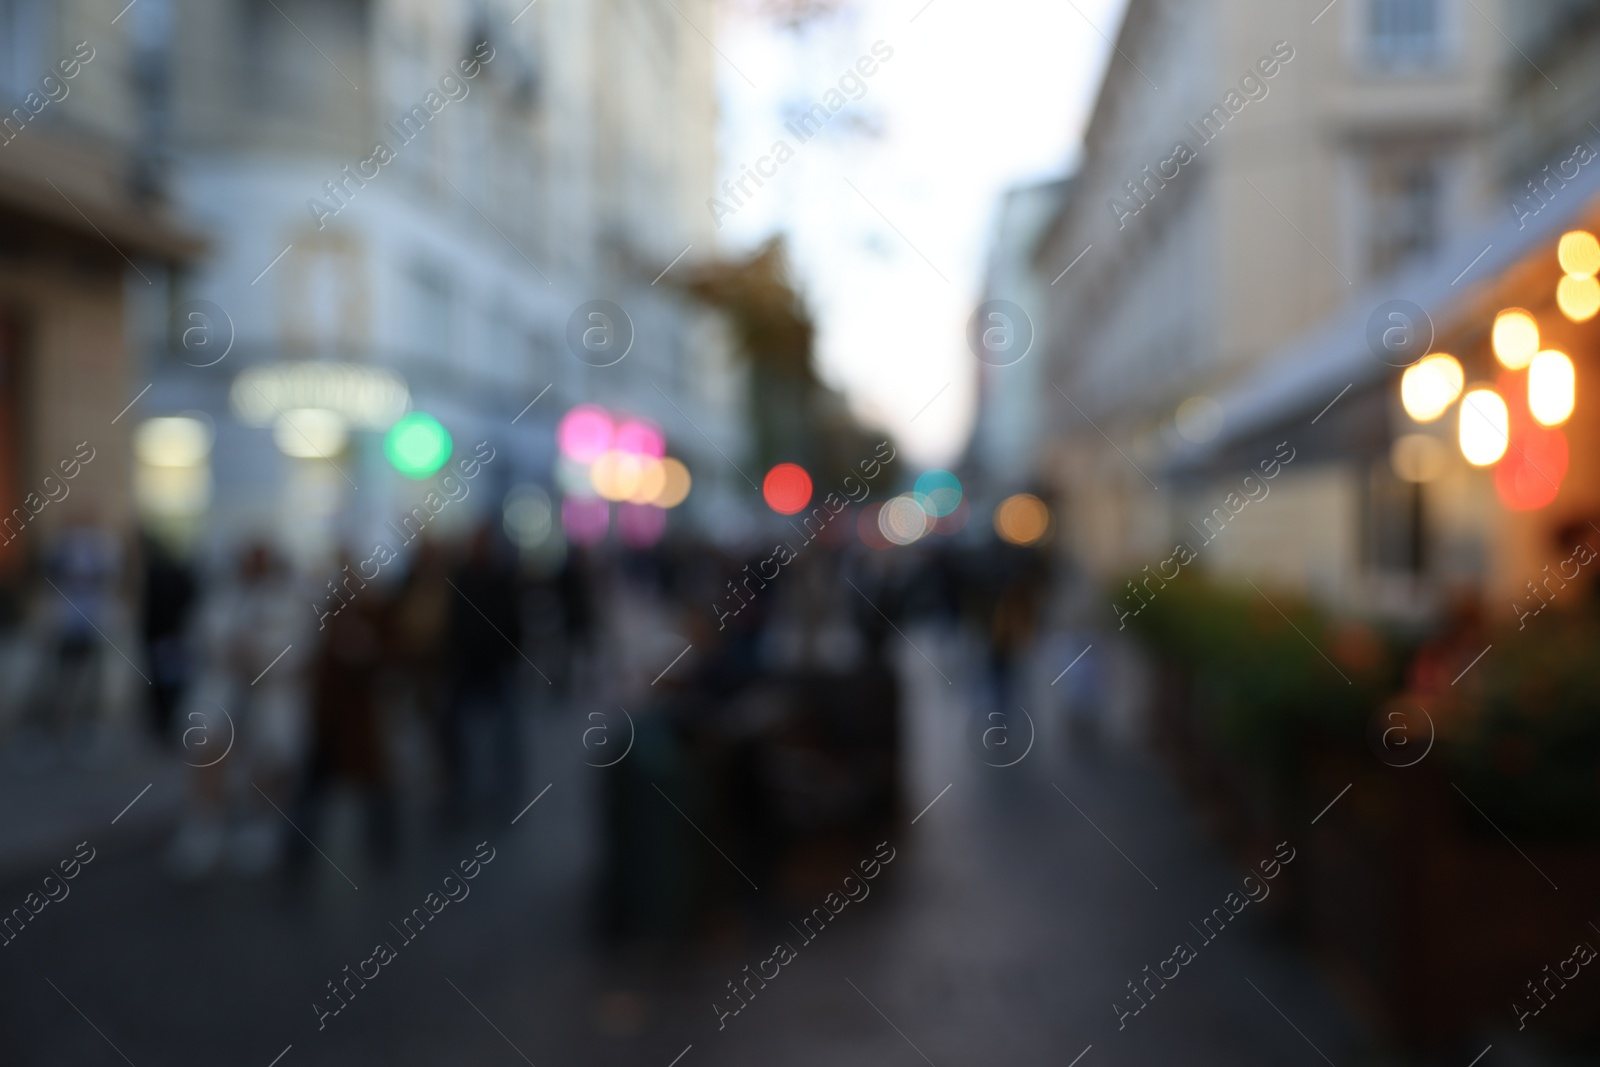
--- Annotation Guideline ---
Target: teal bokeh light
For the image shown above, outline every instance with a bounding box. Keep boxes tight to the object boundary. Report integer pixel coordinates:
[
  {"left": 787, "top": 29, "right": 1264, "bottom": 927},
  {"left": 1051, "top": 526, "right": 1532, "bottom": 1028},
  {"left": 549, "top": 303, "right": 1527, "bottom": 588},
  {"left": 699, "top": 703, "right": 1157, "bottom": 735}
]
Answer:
[
  {"left": 913, "top": 469, "right": 963, "bottom": 518},
  {"left": 384, "top": 412, "right": 452, "bottom": 478}
]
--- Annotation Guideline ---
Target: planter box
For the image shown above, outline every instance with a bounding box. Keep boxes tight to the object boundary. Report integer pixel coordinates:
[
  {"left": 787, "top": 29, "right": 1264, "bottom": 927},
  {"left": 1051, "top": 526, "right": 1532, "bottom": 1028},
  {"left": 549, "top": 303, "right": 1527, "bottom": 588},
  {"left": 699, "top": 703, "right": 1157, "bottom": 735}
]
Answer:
[{"left": 1304, "top": 752, "right": 1600, "bottom": 1049}]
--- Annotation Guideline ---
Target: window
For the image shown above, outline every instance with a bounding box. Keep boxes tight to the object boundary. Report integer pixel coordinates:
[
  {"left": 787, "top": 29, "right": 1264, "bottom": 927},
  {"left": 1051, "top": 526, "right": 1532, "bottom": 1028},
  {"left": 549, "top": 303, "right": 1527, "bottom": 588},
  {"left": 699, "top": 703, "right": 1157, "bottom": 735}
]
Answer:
[
  {"left": 1369, "top": 0, "right": 1440, "bottom": 66},
  {"left": 1364, "top": 463, "right": 1426, "bottom": 576},
  {"left": 1369, "top": 157, "right": 1442, "bottom": 274}
]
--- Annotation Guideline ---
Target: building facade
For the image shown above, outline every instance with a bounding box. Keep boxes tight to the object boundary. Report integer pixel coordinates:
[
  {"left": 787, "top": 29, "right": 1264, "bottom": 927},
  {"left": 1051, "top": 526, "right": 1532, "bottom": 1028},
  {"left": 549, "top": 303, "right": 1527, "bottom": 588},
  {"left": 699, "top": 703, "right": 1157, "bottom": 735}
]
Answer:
[
  {"left": 965, "top": 179, "right": 1069, "bottom": 514},
  {"left": 1177, "top": 0, "right": 1600, "bottom": 616},
  {"left": 133, "top": 0, "right": 743, "bottom": 564},
  {"left": 1032, "top": 0, "right": 1502, "bottom": 607},
  {"left": 0, "top": 0, "right": 200, "bottom": 590}
]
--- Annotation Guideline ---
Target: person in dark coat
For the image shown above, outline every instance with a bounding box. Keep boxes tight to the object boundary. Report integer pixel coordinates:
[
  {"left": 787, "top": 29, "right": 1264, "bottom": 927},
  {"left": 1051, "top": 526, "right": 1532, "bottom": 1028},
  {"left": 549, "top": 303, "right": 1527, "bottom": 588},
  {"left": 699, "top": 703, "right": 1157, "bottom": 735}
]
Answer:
[
  {"left": 140, "top": 531, "right": 197, "bottom": 741},
  {"left": 291, "top": 556, "right": 395, "bottom": 871},
  {"left": 443, "top": 524, "right": 525, "bottom": 821}
]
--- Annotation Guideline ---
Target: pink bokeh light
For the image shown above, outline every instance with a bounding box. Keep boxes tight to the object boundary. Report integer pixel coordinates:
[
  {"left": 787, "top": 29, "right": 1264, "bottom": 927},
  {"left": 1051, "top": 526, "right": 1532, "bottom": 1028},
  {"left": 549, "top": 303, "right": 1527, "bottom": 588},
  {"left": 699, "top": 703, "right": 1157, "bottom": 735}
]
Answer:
[
  {"left": 557, "top": 405, "right": 614, "bottom": 463},
  {"left": 562, "top": 496, "right": 610, "bottom": 544},
  {"left": 614, "top": 418, "right": 666, "bottom": 458}
]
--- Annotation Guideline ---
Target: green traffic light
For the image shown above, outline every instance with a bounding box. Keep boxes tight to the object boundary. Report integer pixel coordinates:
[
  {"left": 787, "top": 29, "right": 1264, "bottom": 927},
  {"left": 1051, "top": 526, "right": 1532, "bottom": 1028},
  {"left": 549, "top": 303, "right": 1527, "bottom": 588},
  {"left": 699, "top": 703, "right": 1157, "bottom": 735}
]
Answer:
[{"left": 384, "top": 412, "right": 452, "bottom": 478}]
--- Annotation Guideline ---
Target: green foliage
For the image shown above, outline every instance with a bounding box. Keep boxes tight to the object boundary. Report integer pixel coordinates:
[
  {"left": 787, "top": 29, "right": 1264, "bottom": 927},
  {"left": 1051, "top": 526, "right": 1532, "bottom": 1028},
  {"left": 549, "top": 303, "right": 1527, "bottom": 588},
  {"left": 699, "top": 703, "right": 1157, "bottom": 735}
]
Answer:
[
  {"left": 682, "top": 238, "right": 877, "bottom": 486},
  {"left": 1128, "top": 572, "right": 1600, "bottom": 838},
  {"left": 1448, "top": 617, "right": 1600, "bottom": 837},
  {"left": 1123, "top": 572, "right": 1399, "bottom": 771}
]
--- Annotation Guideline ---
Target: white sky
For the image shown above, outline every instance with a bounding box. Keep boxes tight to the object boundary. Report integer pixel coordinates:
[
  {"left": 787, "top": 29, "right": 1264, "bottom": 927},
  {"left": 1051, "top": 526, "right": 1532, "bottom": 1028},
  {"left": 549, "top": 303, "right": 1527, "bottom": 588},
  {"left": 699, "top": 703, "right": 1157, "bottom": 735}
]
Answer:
[{"left": 711, "top": 0, "right": 1127, "bottom": 466}]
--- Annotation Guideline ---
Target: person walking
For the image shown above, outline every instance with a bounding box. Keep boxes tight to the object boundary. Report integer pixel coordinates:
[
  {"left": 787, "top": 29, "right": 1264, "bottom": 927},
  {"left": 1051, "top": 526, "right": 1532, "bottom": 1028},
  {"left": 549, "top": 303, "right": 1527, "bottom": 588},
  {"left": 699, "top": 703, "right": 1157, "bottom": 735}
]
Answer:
[
  {"left": 443, "top": 525, "right": 525, "bottom": 822},
  {"left": 169, "top": 541, "right": 308, "bottom": 877}
]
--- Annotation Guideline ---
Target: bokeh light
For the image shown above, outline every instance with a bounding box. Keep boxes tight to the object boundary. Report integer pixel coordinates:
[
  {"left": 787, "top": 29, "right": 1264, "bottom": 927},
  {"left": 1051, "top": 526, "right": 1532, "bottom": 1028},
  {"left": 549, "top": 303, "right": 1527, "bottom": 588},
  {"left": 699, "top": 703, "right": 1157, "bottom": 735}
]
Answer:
[
  {"left": 1458, "top": 388, "right": 1509, "bottom": 466},
  {"left": 556, "top": 455, "right": 598, "bottom": 498},
  {"left": 1496, "top": 372, "right": 1568, "bottom": 510},
  {"left": 135, "top": 416, "right": 213, "bottom": 519},
  {"left": 1528, "top": 350, "right": 1575, "bottom": 427},
  {"left": 557, "top": 404, "right": 614, "bottom": 463},
  {"left": 1495, "top": 432, "right": 1567, "bottom": 510},
  {"left": 503, "top": 485, "right": 553, "bottom": 549},
  {"left": 1491, "top": 309, "right": 1539, "bottom": 370},
  {"left": 913, "top": 469, "right": 963, "bottom": 518},
  {"left": 561, "top": 496, "right": 609, "bottom": 544},
  {"left": 1399, "top": 353, "right": 1463, "bottom": 423},
  {"left": 653, "top": 458, "right": 692, "bottom": 508},
  {"left": 1556, "top": 274, "right": 1600, "bottom": 322},
  {"left": 135, "top": 416, "right": 212, "bottom": 467},
  {"left": 383, "top": 411, "right": 450, "bottom": 476},
  {"left": 590, "top": 449, "right": 645, "bottom": 502},
  {"left": 1491, "top": 431, "right": 1568, "bottom": 511},
  {"left": 994, "top": 493, "right": 1049, "bottom": 545},
  {"left": 879, "top": 494, "right": 932, "bottom": 545},
  {"left": 1558, "top": 230, "right": 1600, "bottom": 276},
  {"left": 763, "top": 463, "right": 813, "bottom": 514},
  {"left": 279, "top": 408, "right": 350, "bottom": 460},
  {"left": 629, "top": 456, "right": 667, "bottom": 505},
  {"left": 614, "top": 418, "right": 666, "bottom": 457}
]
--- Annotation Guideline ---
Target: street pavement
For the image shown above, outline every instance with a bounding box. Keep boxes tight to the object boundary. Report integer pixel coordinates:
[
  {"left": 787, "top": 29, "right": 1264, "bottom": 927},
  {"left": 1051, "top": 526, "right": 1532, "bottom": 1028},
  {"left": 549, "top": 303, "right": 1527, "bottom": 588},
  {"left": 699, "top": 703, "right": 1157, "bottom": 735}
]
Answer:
[{"left": 0, "top": 629, "right": 1503, "bottom": 1066}]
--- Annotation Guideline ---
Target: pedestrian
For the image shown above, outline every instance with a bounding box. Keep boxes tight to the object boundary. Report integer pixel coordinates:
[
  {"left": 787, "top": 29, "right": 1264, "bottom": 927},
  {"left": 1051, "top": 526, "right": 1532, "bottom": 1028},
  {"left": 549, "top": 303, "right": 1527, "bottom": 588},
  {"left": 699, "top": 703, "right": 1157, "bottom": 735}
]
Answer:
[
  {"left": 32, "top": 516, "right": 121, "bottom": 754},
  {"left": 139, "top": 530, "right": 198, "bottom": 742},
  {"left": 169, "top": 540, "right": 308, "bottom": 877},
  {"left": 291, "top": 551, "right": 396, "bottom": 873},
  {"left": 443, "top": 524, "right": 525, "bottom": 822}
]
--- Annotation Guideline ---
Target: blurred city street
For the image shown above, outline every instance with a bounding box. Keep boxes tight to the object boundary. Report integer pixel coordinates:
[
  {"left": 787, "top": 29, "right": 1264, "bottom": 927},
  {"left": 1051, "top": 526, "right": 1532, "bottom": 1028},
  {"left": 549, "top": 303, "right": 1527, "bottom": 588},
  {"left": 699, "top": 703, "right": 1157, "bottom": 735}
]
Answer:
[
  {"left": 5, "top": 0, "right": 1600, "bottom": 1063},
  {"left": 0, "top": 624, "right": 1377, "bottom": 1067}
]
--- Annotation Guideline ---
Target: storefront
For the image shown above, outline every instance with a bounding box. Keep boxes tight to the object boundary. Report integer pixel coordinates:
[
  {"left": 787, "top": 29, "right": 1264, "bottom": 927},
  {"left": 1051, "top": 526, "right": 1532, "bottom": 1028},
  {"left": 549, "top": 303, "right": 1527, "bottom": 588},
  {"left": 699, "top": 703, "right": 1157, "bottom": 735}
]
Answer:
[{"left": 1172, "top": 163, "right": 1600, "bottom": 619}]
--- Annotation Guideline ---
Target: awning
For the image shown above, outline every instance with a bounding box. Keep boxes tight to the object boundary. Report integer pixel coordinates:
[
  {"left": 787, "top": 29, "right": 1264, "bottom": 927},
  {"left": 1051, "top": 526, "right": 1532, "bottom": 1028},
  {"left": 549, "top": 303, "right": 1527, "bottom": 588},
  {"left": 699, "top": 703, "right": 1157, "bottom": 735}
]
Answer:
[{"left": 1170, "top": 158, "right": 1600, "bottom": 476}]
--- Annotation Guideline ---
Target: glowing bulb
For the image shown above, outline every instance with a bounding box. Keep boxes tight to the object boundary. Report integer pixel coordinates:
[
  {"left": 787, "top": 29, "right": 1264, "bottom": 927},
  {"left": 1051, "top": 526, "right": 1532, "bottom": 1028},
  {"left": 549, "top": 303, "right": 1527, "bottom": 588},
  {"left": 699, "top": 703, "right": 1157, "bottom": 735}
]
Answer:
[
  {"left": 1458, "top": 388, "right": 1509, "bottom": 466},
  {"left": 653, "top": 458, "right": 691, "bottom": 508},
  {"left": 879, "top": 495, "right": 932, "bottom": 545},
  {"left": 629, "top": 456, "right": 667, "bottom": 505},
  {"left": 1529, "top": 350, "right": 1575, "bottom": 427},
  {"left": 913, "top": 469, "right": 963, "bottom": 518},
  {"left": 590, "top": 449, "right": 643, "bottom": 502},
  {"left": 1557, "top": 274, "right": 1600, "bottom": 322},
  {"left": 1400, "top": 353, "right": 1464, "bottom": 422},
  {"left": 277, "top": 408, "right": 349, "bottom": 459},
  {"left": 994, "top": 494, "right": 1050, "bottom": 545},
  {"left": 762, "top": 463, "right": 812, "bottom": 515},
  {"left": 1558, "top": 230, "right": 1600, "bottom": 276},
  {"left": 614, "top": 419, "right": 665, "bottom": 457},
  {"left": 1492, "top": 309, "right": 1539, "bottom": 370},
  {"left": 557, "top": 405, "right": 613, "bottom": 463},
  {"left": 383, "top": 411, "right": 449, "bottom": 476},
  {"left": 135, "top": 416, "right": 212, "bottom": 467}
]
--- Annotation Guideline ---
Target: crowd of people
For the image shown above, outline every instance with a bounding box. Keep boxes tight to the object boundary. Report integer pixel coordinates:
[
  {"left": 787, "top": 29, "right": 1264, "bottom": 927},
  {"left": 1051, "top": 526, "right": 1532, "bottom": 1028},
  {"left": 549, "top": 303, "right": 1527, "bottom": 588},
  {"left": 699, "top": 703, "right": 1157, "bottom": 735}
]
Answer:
[
  {"left": 146, "top": 525, "right": 556, "bottom": 878},
  {"left": 3, "top": 517, "right": 1065, "bottom": 940}
]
